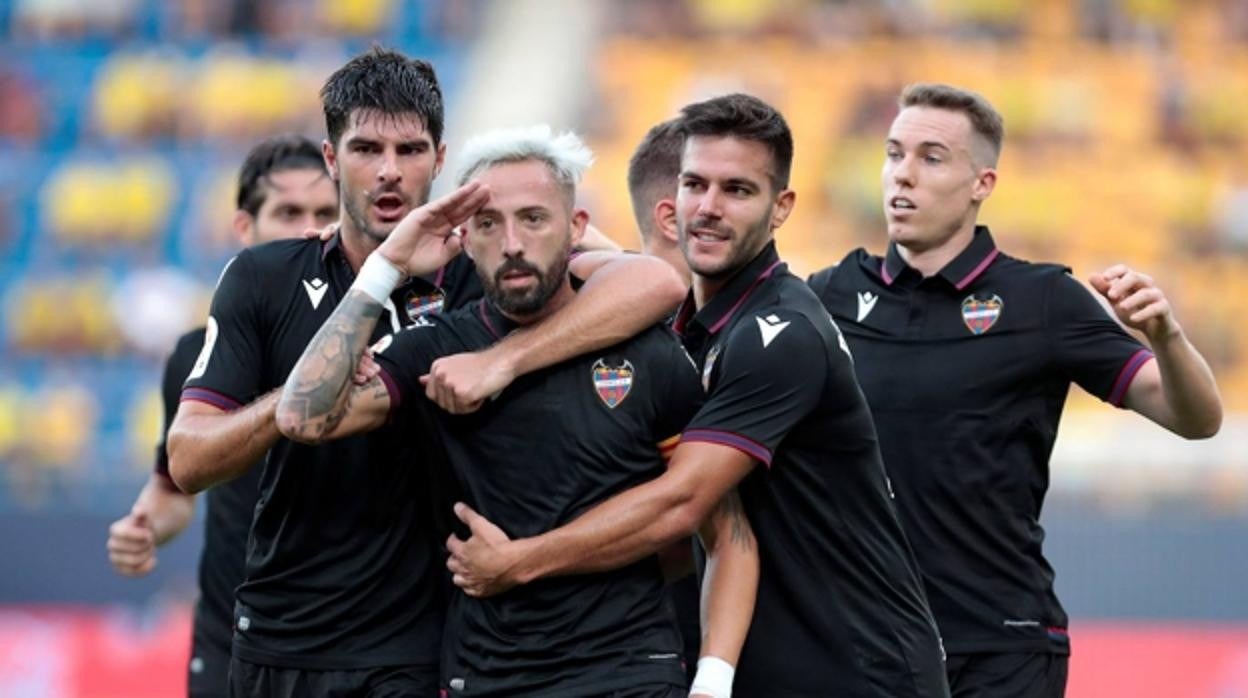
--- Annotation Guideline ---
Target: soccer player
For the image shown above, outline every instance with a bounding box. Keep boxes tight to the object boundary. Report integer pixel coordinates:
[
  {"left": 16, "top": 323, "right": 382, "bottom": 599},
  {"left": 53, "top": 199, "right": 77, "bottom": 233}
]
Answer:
[
  {"left": 275, "top": 125, "right": 757, "bottom": 697},
  {"left": 442, "top": 94, "right": 951, "bottom": 698},
  {"left": 105, "top": 134, "right": 337, "bottom": 698},
  {"left": 628, "top": 119, "right": 689, "bottom": 286},
  {"left": 806, "top": 83, "right": 1223, "bottom": 697},
  {"left": 167, "top": 49, "right": 684, "bottom": 697},
  {"left": 625, "top": 117, "right": 703, "bottom": 682}
]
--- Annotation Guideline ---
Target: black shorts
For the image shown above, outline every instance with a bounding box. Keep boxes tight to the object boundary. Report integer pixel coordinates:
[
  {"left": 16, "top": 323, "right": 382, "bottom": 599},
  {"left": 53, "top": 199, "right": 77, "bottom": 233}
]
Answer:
[
  {"left": 946, "top": 652, "right": 1068, "bottom": 698},
  {"left": 229, "top": 657, "right": 439, "bottom": 698},
  {"left": 188, "top": 633, "right": 231, "bottom": 698}
]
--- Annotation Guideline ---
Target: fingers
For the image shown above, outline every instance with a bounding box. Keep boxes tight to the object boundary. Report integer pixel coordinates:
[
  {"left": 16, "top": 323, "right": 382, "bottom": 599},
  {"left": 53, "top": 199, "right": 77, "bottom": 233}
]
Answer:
[
  {"left": 453, "top": 501, "right": 480, "bottom": 528},
  {"left": 353, "top": 352, "right": 381, "bottom": 385},
  {"left": 446, "top": 532, "right": 465, "bottom": 558},
  {"left": 1105, "top": 269, "right": 1154, "bottom": 302},
  {"left": 108, "top": 516, "right": 156, "bottom": 576},
  {"left": 1116, "top": 287, "right": 1163, "bottom": 315},
  {"left": 429, "top": 181, "right": 490, "bottom": 228},
  {"left": 302, "top": 222, "right": 339, "bottom": 241}
]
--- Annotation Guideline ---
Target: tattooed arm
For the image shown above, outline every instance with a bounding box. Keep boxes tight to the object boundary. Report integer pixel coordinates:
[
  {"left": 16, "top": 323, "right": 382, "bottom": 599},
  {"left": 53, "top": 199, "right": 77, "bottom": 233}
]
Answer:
[
  {"left": 697, "top": 489, "right": 758, "bottom": 667},
  {"left": 275, "top": 289, "right": 393, "bottom": 444}
]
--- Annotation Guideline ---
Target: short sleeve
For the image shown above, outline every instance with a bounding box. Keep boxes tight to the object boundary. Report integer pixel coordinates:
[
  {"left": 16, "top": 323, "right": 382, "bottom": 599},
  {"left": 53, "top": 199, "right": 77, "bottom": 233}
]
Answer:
[
  {"left": 153, "top": 329, "right": 205, "bottom": 480},
  {"left": 182, "top": 252, "right": 265, "bottom": 410},
  {"left": 683, "top": 310, "right": 827, "bottom": 466},
  {"left": 651, "top": 331, "right": 705, "bottom": 444},
  {"left": 1050, "top": 272, "right": 1152, "bottom": 406},
  {"left": 371, "top": 318, "right": 463, "bottom": 421}
]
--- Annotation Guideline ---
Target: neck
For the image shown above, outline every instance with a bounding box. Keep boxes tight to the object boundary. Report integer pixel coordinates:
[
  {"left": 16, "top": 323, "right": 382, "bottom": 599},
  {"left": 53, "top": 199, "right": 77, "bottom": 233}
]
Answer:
[
  {"left": 897, "top": 220, "right": 977, "bottom": 278},
  {"left": 642, "top": 239, "right": 692, "bottom": 288},
  {"left": 692, "top": 274, "right": 726, "bottom": 310},
  {"left": 505, "top": 281, "right": 575, "bottom": 326},
  {"left": 339, "top": 217, "right": 383, "bottom": 274}
]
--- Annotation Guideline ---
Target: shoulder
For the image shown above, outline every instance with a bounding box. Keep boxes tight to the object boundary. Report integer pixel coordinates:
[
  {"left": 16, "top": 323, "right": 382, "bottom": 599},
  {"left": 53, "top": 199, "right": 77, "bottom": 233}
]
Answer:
[
  {"left": 722, "top": 302, "right": 827, "bottom": 360},
  {"left": 806, "top": 247, "right": 874, "bottom": 294},
  {"left": 981, "top": 252, "right": 1072, "bottom": 286},
  {"left": 172, "top": 326, "right": 207, "bottom": 357},
  {"left": 242, "top": 238, "right": 324, "bottom": 275}
]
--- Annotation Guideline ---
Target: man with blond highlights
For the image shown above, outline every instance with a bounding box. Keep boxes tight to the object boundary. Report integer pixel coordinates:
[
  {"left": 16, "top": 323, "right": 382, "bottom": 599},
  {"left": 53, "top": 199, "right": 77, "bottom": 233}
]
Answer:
[
  {"left": 808, "top": 82, "right": 1223, "bottom": 697},
  {"left": 275, "top": 125, "right": 755, "bottom": 696}
]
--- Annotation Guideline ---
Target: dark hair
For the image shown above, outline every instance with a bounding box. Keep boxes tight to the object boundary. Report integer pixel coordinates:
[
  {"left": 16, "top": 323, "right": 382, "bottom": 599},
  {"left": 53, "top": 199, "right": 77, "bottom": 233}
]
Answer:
[
  {"left": 626, "top": 119, "right": 684, "bottom": 239},
  {"left": 236, "top": 134, "right": 328, "bottom": 215},
  {"left": 678, "top": 93, "right": 793, "bottom": 191},
  {"left": 899, "top": 83, "right": 1004, "bottom": 164},
  {"left": 320, "top": 46, "right": 444, "bottom": 148}
]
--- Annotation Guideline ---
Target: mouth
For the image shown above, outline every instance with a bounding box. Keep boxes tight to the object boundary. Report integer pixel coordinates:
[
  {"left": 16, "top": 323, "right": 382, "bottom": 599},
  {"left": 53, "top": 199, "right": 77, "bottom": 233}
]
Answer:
[
  {"left": 690, "top": 227, "right": 730, "bottom": 245},
  {"left": 371, "top": 193, "right": 407, "bottom": 222},
  {"left": 887, "top": 196, "right": 917, "bottom": 216},
  {"left": 497, "top": 267, "right": 538, "bottom": 289}
]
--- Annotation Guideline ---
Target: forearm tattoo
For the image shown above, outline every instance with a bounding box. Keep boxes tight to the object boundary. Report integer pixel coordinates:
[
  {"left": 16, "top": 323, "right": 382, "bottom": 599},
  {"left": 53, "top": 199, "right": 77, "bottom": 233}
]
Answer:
[{"left": 279, "top": 289, "right": 383, "bottom": 439}]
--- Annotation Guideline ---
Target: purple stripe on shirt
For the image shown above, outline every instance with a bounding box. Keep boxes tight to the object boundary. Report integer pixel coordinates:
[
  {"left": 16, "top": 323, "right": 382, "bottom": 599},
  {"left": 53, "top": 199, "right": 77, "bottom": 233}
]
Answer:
[
  {"left": 378, "top": 367, "right": 402, "bottom": 420},
  {"left": 180, "top": 387, "right": 242, "bottom": 411},
  {"left": 681, "top": 428, "right": 772, "bottom": 467},
  {"left": 1108, "top": 349, "right": 1154, "bottom": 407},
  {"left": 707, "top": 260, "right": 784, "bottom": 334},
  {"left": 954, "top": 248, "right": 1001, "bottom": 290}
]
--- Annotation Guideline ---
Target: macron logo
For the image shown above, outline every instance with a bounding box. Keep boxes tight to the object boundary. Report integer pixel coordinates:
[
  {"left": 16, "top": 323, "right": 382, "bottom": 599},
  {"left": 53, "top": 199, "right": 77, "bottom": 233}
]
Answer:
[
  {"left": 756, "top": 314, "right": 790, "bottom": 348},
  {"left": 856, "top": 291, "right": 878, "bottom": 322},
  {"left": 302, "top": 278, "right": 328, "bottom": 310}
]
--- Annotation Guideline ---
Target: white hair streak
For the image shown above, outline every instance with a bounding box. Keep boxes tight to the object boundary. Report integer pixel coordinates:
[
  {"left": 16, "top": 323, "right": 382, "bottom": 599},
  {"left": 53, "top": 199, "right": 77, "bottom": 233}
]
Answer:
[{"left": 455, "top": 124, "right": 594, "bottom": 188}]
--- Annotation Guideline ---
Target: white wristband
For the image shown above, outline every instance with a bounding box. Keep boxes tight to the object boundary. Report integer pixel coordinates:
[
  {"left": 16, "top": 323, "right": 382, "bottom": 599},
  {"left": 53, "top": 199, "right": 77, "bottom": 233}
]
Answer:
[
  {"left": 689, "top": 656, "right": 734, "bottom": 698},
  {"left": 353, "top": 253, "right": 404, "bottom": 303}
]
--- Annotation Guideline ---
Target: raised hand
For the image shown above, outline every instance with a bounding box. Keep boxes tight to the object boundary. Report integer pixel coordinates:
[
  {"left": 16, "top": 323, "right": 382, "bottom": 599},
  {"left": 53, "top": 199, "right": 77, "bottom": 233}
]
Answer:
[
  {"left": 1089, "top": 264, "right": 1180, "bottom": 342},
  {"left": 377, "top": 181, "right": 490, "bottom": 277}
]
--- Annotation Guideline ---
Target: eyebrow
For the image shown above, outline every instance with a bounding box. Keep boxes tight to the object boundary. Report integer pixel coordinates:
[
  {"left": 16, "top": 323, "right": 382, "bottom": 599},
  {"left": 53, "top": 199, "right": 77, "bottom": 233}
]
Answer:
[
  {"left": 886, "top": 138, "right": 952, "bottom": 151},
  {"left": 678, "top": 171, "right": 764, "bottom": 189}
]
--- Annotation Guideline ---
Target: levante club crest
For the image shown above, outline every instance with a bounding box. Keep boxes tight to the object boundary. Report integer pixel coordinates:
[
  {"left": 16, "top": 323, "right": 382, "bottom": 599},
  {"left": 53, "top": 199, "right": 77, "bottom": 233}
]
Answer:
[
  {"left": 961, "top": 293, "right": 1003, "bottom": 335},
  {"left": 405, "top": 289, "right": 445, "bottom": 320},
  {"left": 592, "top": 358, "right": 634, "bottom": 409}
]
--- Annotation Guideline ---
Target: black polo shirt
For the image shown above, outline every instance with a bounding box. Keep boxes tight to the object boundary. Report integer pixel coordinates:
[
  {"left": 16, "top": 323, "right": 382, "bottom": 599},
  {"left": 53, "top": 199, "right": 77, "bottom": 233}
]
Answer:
[
  {"left": 675, "top": 242, "right": 948, "bottom": 698},
  {"left": 373, "top": 297, "right": 701, "bottom": 697},
  {"left": 181, "top": 234, "right": 480, "bottom": 671},
  {"left": 807, "top": 226, "right": 1152, "bottom": 656},
  {"left": 154, "top": 327, "right": 262, "bottom": 667}
]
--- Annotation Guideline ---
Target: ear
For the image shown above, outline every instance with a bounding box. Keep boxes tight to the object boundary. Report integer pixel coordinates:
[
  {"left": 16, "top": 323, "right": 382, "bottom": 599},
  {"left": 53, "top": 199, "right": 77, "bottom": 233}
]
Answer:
[
  {"left": 653, "top": 198, "right": 678, "bottom": 245},
  {"left": 570, "top": 208, "right": 589, "bottom": 249},
  {"left": 433, "top": 142, "right": 447, "bottom": 179},
  {"left": 770, "top": 188, "right": 797, "bottom": 230},
  {"left": 232, "top": 209, "right": 255, "bottom": 247},
  {"left": 322, "top": 139, "right": 339, "bottom": 181},
  {"left": 971, "top": 167, "right": 997, "bottom": 204},
  {"left": 460, "top": 226, "right": 476, "bottom": 261}
]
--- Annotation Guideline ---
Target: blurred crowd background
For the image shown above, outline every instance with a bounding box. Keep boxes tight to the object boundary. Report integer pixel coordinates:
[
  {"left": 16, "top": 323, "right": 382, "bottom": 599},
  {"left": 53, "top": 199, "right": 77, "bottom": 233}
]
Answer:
[{"left": 0, "top": 0, "right": 1245, "bottom": 696}]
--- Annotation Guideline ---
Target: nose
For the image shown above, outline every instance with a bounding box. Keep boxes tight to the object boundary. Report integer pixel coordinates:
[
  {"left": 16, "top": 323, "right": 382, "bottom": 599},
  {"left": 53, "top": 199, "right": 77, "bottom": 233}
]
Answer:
[
  {"left": 696, "top": 186, "right": 724, "bottom": 220},
  {"left": 891, "top": 154, "right": 916, "bottom": 187},
  {"left": 501, "top": 220, "right": 523, "bottom": 257},
  {"left": 377, "top": 149, "right": 402, "bottom": 185}
]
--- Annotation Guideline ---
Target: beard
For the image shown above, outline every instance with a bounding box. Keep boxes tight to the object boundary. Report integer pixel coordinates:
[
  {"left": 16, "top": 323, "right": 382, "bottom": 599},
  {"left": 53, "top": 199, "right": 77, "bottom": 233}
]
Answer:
[
  {"left": 679, "top": 206, "right": 773, "bottom": 280},
  {"left": 481, "top": 242, "right": 571, "bottom": 318},
  {"left": 339, "top": 180, "right": 428, "bottom": 243}
]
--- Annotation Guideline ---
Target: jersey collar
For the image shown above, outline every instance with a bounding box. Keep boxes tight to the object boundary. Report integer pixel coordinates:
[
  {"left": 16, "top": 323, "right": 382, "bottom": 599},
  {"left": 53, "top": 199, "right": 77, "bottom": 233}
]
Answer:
[
  {"left": 879, "top": 225, "right": 999, "bottom": 290},
  {"left": 672, "top": 241, "right": 786, "bottom": 338}
]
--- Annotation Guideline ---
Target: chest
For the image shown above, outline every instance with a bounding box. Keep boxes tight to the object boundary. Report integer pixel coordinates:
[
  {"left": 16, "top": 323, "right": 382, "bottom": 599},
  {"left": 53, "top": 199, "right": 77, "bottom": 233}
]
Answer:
[{"left": 833, "top": 281, "right": 1057, "bottom": 410}]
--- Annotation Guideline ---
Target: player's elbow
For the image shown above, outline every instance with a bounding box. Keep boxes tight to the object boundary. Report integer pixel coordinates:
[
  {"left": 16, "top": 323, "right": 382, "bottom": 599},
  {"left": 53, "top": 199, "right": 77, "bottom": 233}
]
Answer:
[
  {"left": 166, "top": 433, "right": 206, "bottom": 495},
  {"left": 1179, "top": 407, "right": 1222, "bottom": 440}
]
